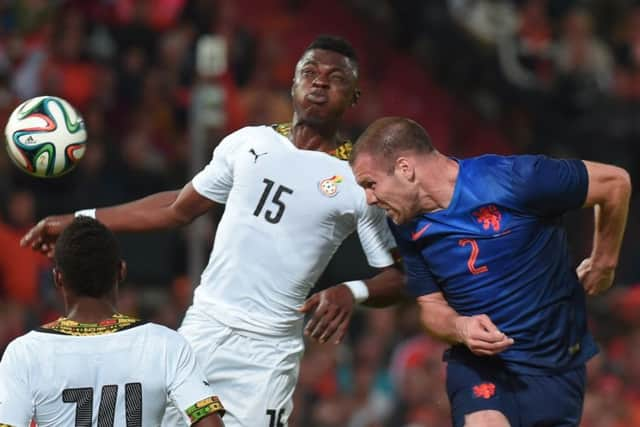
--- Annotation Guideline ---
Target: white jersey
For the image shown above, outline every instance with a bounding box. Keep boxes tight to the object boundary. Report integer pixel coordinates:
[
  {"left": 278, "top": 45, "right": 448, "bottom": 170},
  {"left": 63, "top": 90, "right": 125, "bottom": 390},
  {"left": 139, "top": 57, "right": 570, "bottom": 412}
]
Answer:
[
  {"left": 0, "top": 317, "right": 224, "bottom": 427},
  {"left": 191, "top": 125, "right": 395, "bottom": 338}
]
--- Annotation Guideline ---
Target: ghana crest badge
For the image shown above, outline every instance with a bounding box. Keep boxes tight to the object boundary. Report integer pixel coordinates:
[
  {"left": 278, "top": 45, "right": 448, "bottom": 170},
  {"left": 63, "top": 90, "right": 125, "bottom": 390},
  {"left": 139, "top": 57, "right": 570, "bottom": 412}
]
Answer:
[{"left": 318, "top": 175, "right": 343, "bottom": 197}]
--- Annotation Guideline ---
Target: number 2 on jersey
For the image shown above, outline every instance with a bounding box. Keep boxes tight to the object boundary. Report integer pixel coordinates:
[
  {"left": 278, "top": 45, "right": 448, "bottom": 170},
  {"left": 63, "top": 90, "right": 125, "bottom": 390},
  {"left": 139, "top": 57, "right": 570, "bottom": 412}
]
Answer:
[
  {"left": 254, "top": 178, "right": 294, "bottom": 224},
  {"left": 63, "top": 383, "right": 142, "bottom": 427},
  {"left": 459, "top": 239, "right": 488, "bottom": 275}
]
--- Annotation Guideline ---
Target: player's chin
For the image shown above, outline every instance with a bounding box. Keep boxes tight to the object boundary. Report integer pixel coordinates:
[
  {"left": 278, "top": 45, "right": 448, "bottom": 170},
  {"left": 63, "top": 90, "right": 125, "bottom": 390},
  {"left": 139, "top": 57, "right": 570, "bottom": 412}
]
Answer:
[
  {"left": 302, "top": 103, "right": 339, "bottom": 120},
  {"left": 387, "top": 210, "right": 408, "bottom": 225}
]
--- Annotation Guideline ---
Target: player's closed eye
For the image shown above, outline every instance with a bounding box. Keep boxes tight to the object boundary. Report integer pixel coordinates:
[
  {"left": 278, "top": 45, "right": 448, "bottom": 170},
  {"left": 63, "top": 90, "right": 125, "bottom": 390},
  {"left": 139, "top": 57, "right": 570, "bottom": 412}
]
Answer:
[{"left": 302, "top": 68, "right": 317, "bottom": 78}]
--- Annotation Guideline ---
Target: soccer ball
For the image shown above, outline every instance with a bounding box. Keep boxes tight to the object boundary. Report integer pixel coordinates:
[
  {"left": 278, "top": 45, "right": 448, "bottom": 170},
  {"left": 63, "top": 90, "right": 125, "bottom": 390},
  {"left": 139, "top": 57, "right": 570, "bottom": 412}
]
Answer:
[{"left": 4, "top": 96, "right": 87, "bottom": 177}]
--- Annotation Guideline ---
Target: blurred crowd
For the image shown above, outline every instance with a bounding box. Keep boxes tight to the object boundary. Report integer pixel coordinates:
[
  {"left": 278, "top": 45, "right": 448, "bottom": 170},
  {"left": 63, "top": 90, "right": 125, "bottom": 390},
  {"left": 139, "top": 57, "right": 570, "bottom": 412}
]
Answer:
[{"left": 0, "top": 0, "right": 639, "bottom": 426}]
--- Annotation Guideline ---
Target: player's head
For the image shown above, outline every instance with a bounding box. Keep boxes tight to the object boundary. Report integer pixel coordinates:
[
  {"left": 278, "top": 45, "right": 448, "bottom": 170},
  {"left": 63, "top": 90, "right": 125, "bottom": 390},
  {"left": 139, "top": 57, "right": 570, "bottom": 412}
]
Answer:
[
  {"left": 53, "top": 217, "right": 125, "bottom": 298},
  {"left": 350, "top": 117, "right": 435, "bottom": 224},
  {"left": 291, "top": 35, "right": 360, "bottom": 127}
]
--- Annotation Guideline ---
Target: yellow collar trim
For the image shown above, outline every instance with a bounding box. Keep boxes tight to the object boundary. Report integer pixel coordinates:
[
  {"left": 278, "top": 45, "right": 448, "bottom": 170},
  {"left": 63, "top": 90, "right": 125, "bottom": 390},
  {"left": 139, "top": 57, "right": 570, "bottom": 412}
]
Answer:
[
  {"left": 41, "top": 313, "right": 142, "bottom": 336},
  {"left": 271, "top": 123, "right": 353, "bottom": 160}
]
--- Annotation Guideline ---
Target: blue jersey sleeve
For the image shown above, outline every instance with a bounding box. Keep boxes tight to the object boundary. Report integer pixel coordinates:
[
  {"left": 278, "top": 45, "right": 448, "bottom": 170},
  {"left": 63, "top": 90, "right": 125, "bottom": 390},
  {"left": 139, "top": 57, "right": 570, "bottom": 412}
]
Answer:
[
  {"left": 510, "top": 155, "right": 588, "bottom": 216},
  {"left": 389, "top": 222, "right": 440, "bottom": 297}
]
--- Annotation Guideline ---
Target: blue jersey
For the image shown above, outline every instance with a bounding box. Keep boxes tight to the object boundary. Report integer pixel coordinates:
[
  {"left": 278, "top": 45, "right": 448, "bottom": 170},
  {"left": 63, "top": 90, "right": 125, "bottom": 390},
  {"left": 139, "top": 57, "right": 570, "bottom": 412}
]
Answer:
[{"left": 391, "top": 154, "right": 598, "bottom": 374}]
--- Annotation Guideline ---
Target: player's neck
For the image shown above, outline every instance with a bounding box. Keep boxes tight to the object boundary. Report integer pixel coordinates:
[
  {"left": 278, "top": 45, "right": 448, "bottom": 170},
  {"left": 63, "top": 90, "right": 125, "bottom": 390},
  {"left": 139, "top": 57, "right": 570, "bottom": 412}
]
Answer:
[
  {"left": 417, "top": 155, "right": 459, "bottom": 213},
  {"left": 290, "top": 115, "right": 341, "bottom": 153},
  {"left": 64, "top": 296, "right": 119, "bottom": 323}
]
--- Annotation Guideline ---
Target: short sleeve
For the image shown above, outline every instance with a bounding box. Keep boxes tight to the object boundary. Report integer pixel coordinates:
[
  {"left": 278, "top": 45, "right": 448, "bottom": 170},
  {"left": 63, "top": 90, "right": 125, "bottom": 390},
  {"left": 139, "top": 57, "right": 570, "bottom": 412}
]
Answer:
[
  {"left": 511, "top": 155, "right": 588, "bottom": 216},
  {"left": 191, "top": 129, "right": 247, "bottom": 204},
  {"left": 389, "top": 222, "right": 440, "bottom": 297},
  {"left": 166, "top": 334, "right": 224, "bottom": 424},
  {"left": 0, "top": 340, "right": 33, "bottom": 427},
  {"left": 356, "top": 203, "right": 395, "bottom": 268}
]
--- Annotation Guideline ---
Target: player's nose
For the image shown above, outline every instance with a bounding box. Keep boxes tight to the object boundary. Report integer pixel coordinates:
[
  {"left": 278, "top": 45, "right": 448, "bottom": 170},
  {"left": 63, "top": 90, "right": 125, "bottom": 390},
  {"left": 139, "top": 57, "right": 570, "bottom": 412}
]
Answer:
[
  {"left": 365, "top": 189, "right": 378, "bottom": 205},
  {"left": 312, "top": 74, "right": 330, "bottom": 88}
]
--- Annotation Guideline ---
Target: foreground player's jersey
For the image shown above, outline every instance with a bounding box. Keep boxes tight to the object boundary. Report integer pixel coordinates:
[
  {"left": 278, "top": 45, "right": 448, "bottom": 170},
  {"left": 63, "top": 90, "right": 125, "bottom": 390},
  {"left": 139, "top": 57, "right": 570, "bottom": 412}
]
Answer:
[
  {"left": 191, "top": 125, "right": 395, "bottom": 338},
  {"left": 391, "top": 155, "right": 598, "bottom": 374},
  {"left": 0, "top": 315, "right": 223, "bottom": 426}
]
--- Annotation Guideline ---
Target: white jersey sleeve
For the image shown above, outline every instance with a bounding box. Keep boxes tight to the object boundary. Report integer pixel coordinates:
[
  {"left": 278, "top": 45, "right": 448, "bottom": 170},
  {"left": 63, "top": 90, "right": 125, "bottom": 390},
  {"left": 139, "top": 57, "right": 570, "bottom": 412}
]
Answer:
[
  {"left": 166, "top": 333, "right": 224, "bottom": 424},
  {"left": 191, "top": 128, "right": 249, "bottom": 204},
  {"left": 0, "top": 340, "right": 33, "bottom": 427},
  {"left": 356, "top": 200, "right": 396, "bottom": 268}
]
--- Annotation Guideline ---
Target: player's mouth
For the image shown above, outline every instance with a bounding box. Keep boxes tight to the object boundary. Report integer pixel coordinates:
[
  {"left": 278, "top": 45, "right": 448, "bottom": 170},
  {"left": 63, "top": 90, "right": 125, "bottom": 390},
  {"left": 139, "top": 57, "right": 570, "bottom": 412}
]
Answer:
[{"left": 306, "top": 91, "right": 328, "bottom": 104}]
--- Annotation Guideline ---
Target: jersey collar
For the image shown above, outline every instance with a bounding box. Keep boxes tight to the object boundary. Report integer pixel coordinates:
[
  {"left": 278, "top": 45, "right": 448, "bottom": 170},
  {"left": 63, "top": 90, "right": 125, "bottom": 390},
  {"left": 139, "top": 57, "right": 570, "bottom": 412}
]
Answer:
[{"left": 271, "top": 123, "right": 353, "bottom": 160}]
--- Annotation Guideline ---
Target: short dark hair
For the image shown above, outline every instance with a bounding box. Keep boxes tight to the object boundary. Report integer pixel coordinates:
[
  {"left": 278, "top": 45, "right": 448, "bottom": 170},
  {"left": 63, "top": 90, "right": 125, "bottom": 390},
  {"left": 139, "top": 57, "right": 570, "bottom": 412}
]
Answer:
[
  {"left": 350, "top": 117, "right": 435, "bottom": 172},
  {"left": 305, "top": 35, "right": 358, "bottom": 63},
  {"left": 54, "top": 217, "right": 121, "bottom": 298}
]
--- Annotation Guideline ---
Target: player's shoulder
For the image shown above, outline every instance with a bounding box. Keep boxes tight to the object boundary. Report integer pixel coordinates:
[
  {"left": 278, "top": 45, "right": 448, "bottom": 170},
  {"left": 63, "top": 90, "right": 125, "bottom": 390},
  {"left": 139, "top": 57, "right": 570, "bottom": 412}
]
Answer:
[
  {"left": 218, "top": 125, "right": 285, "bottom": 153},
  {"left": 139, "top": 322, "right": 183, "bottom": 338},
  {"left": 460, "top": 154, "right": 529, "bottom": 186},
  {"left": 462, "top": 153, "right": 517, "bottom": 171},
  {"left": 474, "top": 153, "right": 571, "bottom": 183},
  {"left": 464, "top": 153, "right": 556, "bottom": 171},
  {"left": 141, "top": 323, "right": 191, "bottom": 347},
  {"left": 0, "top": 331, "right": 40, "bottom": 360},
  {"left": 225, "top": 124, "right": 281, "bottom": 141}
]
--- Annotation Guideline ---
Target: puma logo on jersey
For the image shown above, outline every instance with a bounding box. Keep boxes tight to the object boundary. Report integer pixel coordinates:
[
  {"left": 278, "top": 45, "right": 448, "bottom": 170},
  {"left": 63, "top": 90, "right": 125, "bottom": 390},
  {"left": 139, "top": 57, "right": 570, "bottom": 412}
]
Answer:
[{"left": 249, "top": 148, "right": 268, "bottom": 163}]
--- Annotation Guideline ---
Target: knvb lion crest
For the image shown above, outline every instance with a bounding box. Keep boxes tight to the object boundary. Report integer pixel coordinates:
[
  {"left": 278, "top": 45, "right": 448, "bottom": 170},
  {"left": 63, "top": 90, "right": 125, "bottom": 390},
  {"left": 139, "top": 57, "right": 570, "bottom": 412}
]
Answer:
[
  {"left": 472, "top": 382, "right": 496, "bottom": 399},
  {"left": 473, "top": 204, "right": 502, "bottom": 232},
  {"left": 318, "top": 175, "right": 343, "bottom": 197}
]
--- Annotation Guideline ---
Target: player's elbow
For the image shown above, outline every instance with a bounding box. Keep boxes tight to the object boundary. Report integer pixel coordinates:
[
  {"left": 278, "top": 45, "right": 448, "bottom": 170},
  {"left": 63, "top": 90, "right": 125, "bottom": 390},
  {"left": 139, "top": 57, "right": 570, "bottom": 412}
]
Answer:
[
  {"left": 171, "top": 209, "right": 196, "bottom": 227},
  {"left": 607, "top": 166, "right": 632, "bottom": 205},
  {"left": 615, "top": 167, "right": 632, "bottom": 197},
  {"left": 586, "top": 163, "right": 632, "bottom": 207}
]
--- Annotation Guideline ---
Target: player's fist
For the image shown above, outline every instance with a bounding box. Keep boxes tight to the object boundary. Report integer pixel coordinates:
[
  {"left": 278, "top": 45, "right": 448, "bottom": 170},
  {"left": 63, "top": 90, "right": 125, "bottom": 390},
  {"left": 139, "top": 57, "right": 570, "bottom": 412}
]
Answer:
[
  {"left": 455, "top": 314, "right": 514, "bottom": 356},
  {"left": 577, "top": 257, "right": 616, "bottom": 296},
  {"left": 299, "top": 284, "right": 355, "bottom": 344},
  {"left": 20, "top": 214, "right": 74, "bottom": 258}
]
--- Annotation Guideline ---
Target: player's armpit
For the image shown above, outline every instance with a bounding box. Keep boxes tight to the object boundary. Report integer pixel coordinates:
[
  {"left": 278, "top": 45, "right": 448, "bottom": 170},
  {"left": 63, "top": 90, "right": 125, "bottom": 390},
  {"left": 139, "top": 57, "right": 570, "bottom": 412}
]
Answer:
[{"left": 187, "top": 396, "right": 225, "bottom": 426}]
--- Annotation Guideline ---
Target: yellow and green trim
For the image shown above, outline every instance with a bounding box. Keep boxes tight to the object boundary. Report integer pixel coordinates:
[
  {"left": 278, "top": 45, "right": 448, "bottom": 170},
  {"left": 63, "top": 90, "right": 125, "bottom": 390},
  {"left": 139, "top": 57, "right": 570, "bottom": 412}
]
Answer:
[{"left": 187, "top": 395, "right": 225, "bottom": 424}]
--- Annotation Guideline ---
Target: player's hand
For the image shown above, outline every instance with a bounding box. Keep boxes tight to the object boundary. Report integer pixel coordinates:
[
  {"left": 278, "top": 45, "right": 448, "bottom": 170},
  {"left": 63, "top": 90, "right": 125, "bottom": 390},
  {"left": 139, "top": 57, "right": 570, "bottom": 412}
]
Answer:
[
  {"left": 455, "top": 314, "right": 514, "bottom": 356},
  {"left": 577, "top": 257, "right": 616, "bottom": 296},
  {"left": 20, "top": 214, "right": 73, "bottom": 258},
  {"left": 299, "top": 284, "right": 355, "bottom": 344}
]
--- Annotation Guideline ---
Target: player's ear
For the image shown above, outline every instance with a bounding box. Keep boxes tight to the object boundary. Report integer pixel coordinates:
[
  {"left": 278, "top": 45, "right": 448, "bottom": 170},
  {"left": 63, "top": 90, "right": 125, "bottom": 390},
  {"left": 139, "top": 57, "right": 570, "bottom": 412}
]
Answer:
[
  {"left": 118, "top": 260, "right": 127, "bottom": 284},
  {"left": 352, "top": 88, "right": 361, "bottom": 106},
  {"left": 52, "top": 267, "right": 63, "bottom": 290},
  {"left": 396, "top": 157, "right": 415, "bottom": 181}
]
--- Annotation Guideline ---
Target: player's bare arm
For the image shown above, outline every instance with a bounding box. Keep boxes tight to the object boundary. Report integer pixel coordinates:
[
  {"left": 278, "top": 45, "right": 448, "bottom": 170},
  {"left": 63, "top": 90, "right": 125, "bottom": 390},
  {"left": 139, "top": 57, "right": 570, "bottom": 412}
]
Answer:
[
  {"left": 416, "top": 291, "right": 514, "bottom": 356},
  {"left": 193, "top": 412, "right": 225, "bottom": 427},
  {"left": 578, "top": 161, "right": 631, "bottom": 295},
  {"left": 300, "top": 261, "right": 405, "bottom": 344},
  {"left": 20, "top": 183, "right": 216, "bottom": 256}
]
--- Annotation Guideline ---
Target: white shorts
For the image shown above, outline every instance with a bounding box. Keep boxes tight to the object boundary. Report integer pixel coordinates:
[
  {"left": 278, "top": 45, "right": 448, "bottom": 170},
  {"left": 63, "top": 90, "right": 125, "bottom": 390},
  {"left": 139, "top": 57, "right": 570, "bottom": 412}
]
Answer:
[{"left": 162, "top": 306, "right": 304, "bottom": 427}]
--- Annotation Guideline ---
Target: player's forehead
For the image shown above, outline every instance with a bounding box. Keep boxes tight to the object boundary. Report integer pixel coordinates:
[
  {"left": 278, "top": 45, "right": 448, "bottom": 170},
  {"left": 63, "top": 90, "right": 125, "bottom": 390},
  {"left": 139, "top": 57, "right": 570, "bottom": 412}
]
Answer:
[
  {"left": 296, "top": 49, "right": 357, "bottom": 75},
  {"left": 352, "top": 153, "right": 380, "bottom": 184}
]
